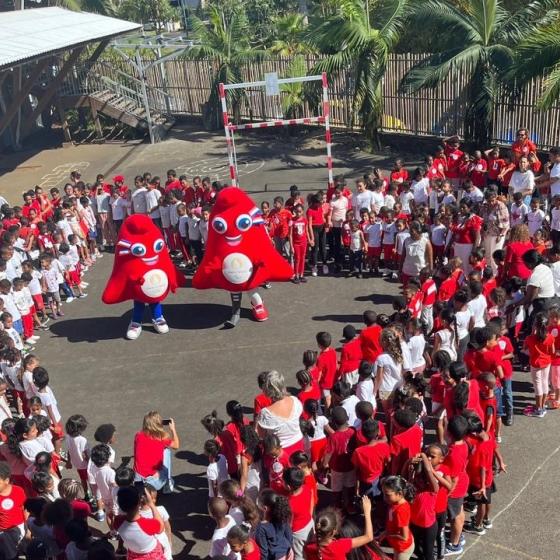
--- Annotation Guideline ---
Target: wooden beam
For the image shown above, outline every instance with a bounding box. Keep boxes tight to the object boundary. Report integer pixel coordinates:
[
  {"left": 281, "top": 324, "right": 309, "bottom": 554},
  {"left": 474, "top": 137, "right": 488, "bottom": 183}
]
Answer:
[
  {"left": 0, "top": 58, "right": 50, "bottom": 137},
  {"left": 56, "top": 97, "right": 72, "bottom": 143},
  {"left": 21, "top": 47, "right": 85, "bottom": 137},
  {"left": 89, "top": 97, "right": 103, "bottom": 138},
  {"left": 84, "top": 39, "right": 110, "bottom": 66}
]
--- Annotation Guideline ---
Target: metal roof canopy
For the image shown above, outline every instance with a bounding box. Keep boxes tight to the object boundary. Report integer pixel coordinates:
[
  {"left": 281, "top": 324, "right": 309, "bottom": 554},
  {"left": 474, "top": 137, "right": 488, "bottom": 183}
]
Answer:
[{"left": 0, "top": 7, "right": 141, "bottom": 71}]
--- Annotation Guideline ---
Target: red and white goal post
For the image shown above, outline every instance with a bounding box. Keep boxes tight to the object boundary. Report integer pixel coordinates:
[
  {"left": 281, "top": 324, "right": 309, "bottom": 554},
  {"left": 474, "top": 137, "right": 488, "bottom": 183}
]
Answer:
[{"left": 218, "top": 72, "right": 334, "bottom": 189}]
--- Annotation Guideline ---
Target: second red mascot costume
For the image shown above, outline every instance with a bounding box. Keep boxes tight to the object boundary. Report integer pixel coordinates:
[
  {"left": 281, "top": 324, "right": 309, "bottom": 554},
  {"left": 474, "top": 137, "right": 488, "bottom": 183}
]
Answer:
[
  {"left": 102, "top": 214, "right": 186, "bottom": 339},
  {"left": 192, "top": 186, "right": 293, "bottom": 327}
]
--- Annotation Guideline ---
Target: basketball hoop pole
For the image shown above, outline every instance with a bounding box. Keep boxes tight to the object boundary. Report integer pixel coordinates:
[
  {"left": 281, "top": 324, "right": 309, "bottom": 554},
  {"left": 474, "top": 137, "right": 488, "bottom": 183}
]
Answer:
[{"left": 219, "top": 73, "right": 334, "bottom": 188}]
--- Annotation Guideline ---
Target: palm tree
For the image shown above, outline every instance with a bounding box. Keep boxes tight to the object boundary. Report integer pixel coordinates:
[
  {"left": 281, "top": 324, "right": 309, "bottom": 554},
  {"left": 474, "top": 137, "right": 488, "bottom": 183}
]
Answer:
[
  {"left": 509, "top": 26, "right": 560, "bottom": 110},
  {"left": 270, "top": 13, "right": 310, "bottom": 57},
  {"left": 185, "top": 4, "right": 264, "bottom": 129},
  {"left": 281, "top": 55, "right": 308, "bottom": 119},
  {"left": 399, "top": 0, "right": 558, "bottom": 145},
  {"left": 305, "top": 0, "right": 410, "bottom": 144}
]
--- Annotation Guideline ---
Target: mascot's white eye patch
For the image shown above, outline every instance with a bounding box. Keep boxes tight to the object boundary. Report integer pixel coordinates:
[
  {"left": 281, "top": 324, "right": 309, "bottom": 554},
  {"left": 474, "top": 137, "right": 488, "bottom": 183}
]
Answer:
[
  {"left": 212, "top": 217, "right": 227, "bottom": 234},
  {"left": 153, "top": 239, "right": 165, "bottom": 252},
  {"left": 131, "top": 243, "right": 147, "bottom": 257},
  {"left": 236, "top": 214, "right": 252, "bottom": 231}
]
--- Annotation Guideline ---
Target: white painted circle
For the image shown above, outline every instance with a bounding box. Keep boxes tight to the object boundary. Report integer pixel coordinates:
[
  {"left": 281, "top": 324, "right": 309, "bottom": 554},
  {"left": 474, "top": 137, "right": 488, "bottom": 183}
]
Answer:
[
  {"left": 1, "top": 498, "right": 14, "bottom": 510},
  {"left": 222, "top": 253, "right": 253, "bottom": 284},
  {"left": 141, "top": 269, "right": 169, "bottom": 298}
]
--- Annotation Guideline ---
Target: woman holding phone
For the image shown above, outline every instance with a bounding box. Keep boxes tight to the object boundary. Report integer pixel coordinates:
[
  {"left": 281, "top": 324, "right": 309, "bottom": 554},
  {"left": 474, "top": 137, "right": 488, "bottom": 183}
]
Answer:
[{"left": 133, "top": 411, "right": 179, "bottom": 493}]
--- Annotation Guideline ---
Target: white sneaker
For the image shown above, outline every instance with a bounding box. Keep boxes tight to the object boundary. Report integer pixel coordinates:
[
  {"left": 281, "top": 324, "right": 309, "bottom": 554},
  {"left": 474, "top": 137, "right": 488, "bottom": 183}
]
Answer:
[
  {"left": 25, "top": 338, "right": 37, "bottom": 345},
  {"left": 311, "top": 268, "right": 318, "bottom": 277},
  {"left": 81, "top": 282, "right": 89, "bottom": 288},
  {"left": 391, "top": 272, "right": 398, "bottom": 280},
  {"left": 152, "top": 318, "right": 169, "bottom": 334},
  {"left": 78, "top": 293, "right": 88, "bottom": 299},
  {"left": 126, "top": 322, "right": 142, "bottom": 340},
  {"left": 66, "top": 296, "right": 75, "bottom": 303}
]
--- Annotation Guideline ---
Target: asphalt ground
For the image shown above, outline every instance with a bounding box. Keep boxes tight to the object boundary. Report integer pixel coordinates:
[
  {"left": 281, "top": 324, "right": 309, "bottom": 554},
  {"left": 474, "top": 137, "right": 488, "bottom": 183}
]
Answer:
[{"left": 0, "top": 125, "right": 559, "bottom": 559}]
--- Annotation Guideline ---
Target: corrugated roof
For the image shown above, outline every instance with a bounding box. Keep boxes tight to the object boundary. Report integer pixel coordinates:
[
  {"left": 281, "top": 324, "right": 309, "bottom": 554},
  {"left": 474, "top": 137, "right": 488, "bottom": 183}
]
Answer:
[{"left": 0, "top": 7, "right": 141, "bottom": 70}]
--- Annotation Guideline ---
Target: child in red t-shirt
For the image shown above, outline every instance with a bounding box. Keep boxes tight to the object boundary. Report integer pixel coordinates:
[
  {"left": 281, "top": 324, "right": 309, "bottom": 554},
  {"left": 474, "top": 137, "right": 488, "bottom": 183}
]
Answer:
[
  {"left": 427, "top": 444, "right": 452, "bottom": 560},
  {"left": 262, "top": 435, "right": 289, "bottom": 494},
  {"left": 253, "top": 372, "right": 272, "bottom": 422},
  {"left": 296, "top": 369, "right": 321, "bottom": 408},
  {"left": 389, "top": 409, "right": 423, "bottom": 476},
  {"left": 228, "top": 524, "right": 261, "bottom": 560},
  {"left": 523, "top": 312, "right": 555, "bottom": 418},
  {"left": 316, "top": 331, "right": 337, "bottom": 408},
  {"left": 0, "top": 463, "right": 26, "bottom": 558},
  {"left": 430, "top": 350, "right": 452, "bottom": 420},
  {"left": 469, "top": 248, "right": 486, "bottom": 274},
  {"left": 463, "top": 414, "right": 506, "bottom": 536},
  {"left": 290, "top": 451, "right": 318, "bottom": 507},
  {"left": 289, "top": 204, "right": 313, "bottom": 284},
  {"left": 547, "top": 307, "right": 560, "bottom": 410},
  {"left": 360, "top": 310, "right": 383, "bottom": 363},
  {"left": 269, "top": 197, "right": 292, "bottom": 259},
  {"left": 437, "top": 265, "right": 458, "bottom": 304},
  {"left": 443, "top": 416, "right": 470, "bottom": 555},
  {"left": 379, "top": 476, "right": 415, "bottom": 559},
  {"left": 489, "top": 316, "right": 515, "bottom": 425},
  {"left": 303, "top": 496, "right": 374, "bottom": 560},
  {"left": 283, "top": 467, "right": 314, "bottom": 558},
  {"left": 338, "top": 324, "right": 363, "bottom": 386},
  {"left": 351, "top": 419, "right": 390, "bottom": 496},
  {"left": 322, "top": 407, "right": 355, "bottom": 509},
  {"left": 477, "top": 372, "right": 498, "bottom": 436}
]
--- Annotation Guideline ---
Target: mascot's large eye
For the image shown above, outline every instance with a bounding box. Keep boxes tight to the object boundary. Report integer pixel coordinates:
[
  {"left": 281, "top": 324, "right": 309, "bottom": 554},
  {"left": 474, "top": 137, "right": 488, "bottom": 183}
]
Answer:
[
  {"left": 236, "top": 214, "right": 253, "bottom": 232},
  {"left": 131, "top": 243, "right": 147, "bottom": 257},
  {"left": 212, "top": 217, "right": 227, "bottom": 234},
  {"left": 153, "top": 239, "right": 165, "bottom": 253}
]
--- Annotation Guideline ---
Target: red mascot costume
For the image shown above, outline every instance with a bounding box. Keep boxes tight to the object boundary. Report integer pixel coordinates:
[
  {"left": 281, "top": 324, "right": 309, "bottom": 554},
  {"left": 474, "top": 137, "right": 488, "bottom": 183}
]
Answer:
[
  {"left": 192, "top": 186, "right": 293, "bottom": 327},
  {"left": 102, "top": 214, "right": 186, "bottom": 339}
]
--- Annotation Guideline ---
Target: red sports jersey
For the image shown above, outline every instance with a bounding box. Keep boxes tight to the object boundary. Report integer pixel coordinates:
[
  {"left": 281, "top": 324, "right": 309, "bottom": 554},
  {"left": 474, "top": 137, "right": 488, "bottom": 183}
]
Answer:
[{"left": 317, "top": 347, "right": 337, "bottom": 390}]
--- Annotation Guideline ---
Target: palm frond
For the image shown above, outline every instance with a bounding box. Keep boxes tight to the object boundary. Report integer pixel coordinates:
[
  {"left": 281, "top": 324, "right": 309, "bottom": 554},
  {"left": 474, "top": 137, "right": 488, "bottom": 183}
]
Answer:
[
  {"left": 538, "top": 64, "right": 560, "bottom": 110},
  {"left": 399, "top": 45, "right": 482, "bottom": 93},
  {"left": 408, "top": 0, "right": 481, "bottom": 47},
  {"left": 498, "top": 0, "right": 560, "bottom": 44},
  {"left": 468, "top": 0, "right": 499, "bottom": 46},
  {"left": 376, "top": 0, "right": 410, "bottom": 49}
]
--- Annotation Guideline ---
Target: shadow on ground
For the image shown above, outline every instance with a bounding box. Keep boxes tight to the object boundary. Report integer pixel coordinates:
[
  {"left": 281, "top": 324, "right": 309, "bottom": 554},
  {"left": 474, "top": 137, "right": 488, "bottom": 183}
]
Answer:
[{"left": 48, "top": 303, "right": 235, "bottom": 342}]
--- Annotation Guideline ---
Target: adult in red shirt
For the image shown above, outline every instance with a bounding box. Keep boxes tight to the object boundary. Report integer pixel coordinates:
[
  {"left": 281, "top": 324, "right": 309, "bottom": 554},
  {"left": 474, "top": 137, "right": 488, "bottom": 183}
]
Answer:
[
  {"left": 504, "top": 224, "right": 533, "bottom": 280},
  {"left": 0, "top": 463, "right": 26, "bottom": 560},
  {"left": 360, "top": 310, "right": 383, "bottom": 363},
  {"left": 450, "top": 199, "right": 482, "bottom": 274},
  {"left": 511, "top": 128, "right": 537, "bottom": 162},
  {"left": 443, "top": 136, "right": 464, "bottom": 188},
  {"left": 133, "top": 411, "right": 179, "bottom": 493}
]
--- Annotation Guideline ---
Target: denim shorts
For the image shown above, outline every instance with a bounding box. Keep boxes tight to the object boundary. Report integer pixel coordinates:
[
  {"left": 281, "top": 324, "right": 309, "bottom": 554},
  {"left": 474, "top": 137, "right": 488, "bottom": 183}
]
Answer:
[{"left": 494, "top": 386, "right": 504, "bottom": 417}]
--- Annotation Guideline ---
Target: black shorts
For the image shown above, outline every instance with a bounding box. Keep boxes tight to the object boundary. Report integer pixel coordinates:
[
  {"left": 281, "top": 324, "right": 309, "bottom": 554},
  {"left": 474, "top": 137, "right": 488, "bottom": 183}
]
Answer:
[
  {"left": 469, "top": 482, "right": 496, "bottom": 505},
  {"left": 447, "top": 496, "right": 464, "bottom": 519}
]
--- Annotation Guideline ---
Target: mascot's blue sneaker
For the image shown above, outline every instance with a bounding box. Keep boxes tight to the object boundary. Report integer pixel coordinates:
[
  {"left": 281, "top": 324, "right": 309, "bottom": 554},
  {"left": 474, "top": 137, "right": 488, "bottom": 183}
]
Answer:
[
  {"left": 126, "top": 322, "right": 142, "bottom": 340},
  {"left": 152, "top": 318, "right": 169, "bottom": 334}
]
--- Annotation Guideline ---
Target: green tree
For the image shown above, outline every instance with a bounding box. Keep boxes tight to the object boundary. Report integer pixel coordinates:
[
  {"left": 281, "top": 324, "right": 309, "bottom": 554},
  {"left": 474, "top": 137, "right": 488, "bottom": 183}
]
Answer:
[
  {"left": 306, "top": 0, "right": 410, "bottom": 144},
  {"left": 280, "top": 55, "right": 308, "bottom": 119},
  {"left": 118, "top": 0, "right": 176, "bottom": 32},
  {"left": 270, "top": 13, "right": 311, "bottom": 56},
  {"left": 399, "top": 0, "right": 558, "bottom": 145},
  {"left": 509, "top": 25, "right": 560, "bottom": 110},
  {"left": 185, "top": 4, "right": 264, "bottom": 129}
]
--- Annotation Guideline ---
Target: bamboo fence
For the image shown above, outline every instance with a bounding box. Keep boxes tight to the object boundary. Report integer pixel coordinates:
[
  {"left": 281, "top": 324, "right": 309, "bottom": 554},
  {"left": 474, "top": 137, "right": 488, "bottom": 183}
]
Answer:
[{"left": 92, "top": 53, "right": 560, "bottom": 149}]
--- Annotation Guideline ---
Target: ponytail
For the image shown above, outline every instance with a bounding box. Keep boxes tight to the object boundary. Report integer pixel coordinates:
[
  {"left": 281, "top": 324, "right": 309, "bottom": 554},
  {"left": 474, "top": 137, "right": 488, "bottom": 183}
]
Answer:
[{"left": 381, "top": 475, "right": 416, "bottom": 503}]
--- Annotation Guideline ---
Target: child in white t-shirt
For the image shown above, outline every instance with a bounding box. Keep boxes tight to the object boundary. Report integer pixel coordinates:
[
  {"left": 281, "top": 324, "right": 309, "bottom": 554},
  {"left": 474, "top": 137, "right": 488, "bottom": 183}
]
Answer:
[
  {"left": 33, "top": 367, "right": 63, "bottom": 453},
  {"left": 527, "top": 198, "right": 547, "bottom": 238},
  {"left": 209, "top": 497, "right": 239, "bottom": 560},
  {"left": 59, "top": 244, "right": 87, "bottom": 299},
  {"left": 65, "top": 414, "right": 91, "bottom": 499},
  {"left": 2, "top": 312, "right": 24, "bottom": 351},
  {"left": 510, "top": 192, "right": 529, "bottom": 227},
  {"left": 355, "top": 362, "right": 376, "bottom": 411},
  {"left": 204, "top": 439, "right": 229, "bottom": 498},
  {"left": 40, "top": 255, "right": 63, "bottom": 318},
  {"left": 12, "top": 277, "right": 37, "bottom": 345},
  {"left": 90, "top": 443, "right": 116, "bottom": 527}
]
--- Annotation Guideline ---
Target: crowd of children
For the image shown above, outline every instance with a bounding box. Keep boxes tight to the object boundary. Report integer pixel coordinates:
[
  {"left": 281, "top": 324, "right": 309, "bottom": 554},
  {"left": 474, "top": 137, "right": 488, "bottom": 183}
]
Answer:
[{"left": 0, "top": 127, "right": 558, "bottom": 559}]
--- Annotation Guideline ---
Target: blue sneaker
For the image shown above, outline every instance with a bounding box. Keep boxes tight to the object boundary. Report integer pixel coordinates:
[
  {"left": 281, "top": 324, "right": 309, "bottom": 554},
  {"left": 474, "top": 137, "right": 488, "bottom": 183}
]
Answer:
[{"left": 445, "top": 543, "right": 464, "bottom": 556}]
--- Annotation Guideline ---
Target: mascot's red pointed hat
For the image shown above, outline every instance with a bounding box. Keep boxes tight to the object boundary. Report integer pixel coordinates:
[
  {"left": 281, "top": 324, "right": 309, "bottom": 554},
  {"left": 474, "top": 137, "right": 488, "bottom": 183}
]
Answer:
[
  {"left": 192, "top": 187, "right": 293, "bottom": 292},
  {"left": 102, "top": 214, "right": 185, "bottom": 305}
]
